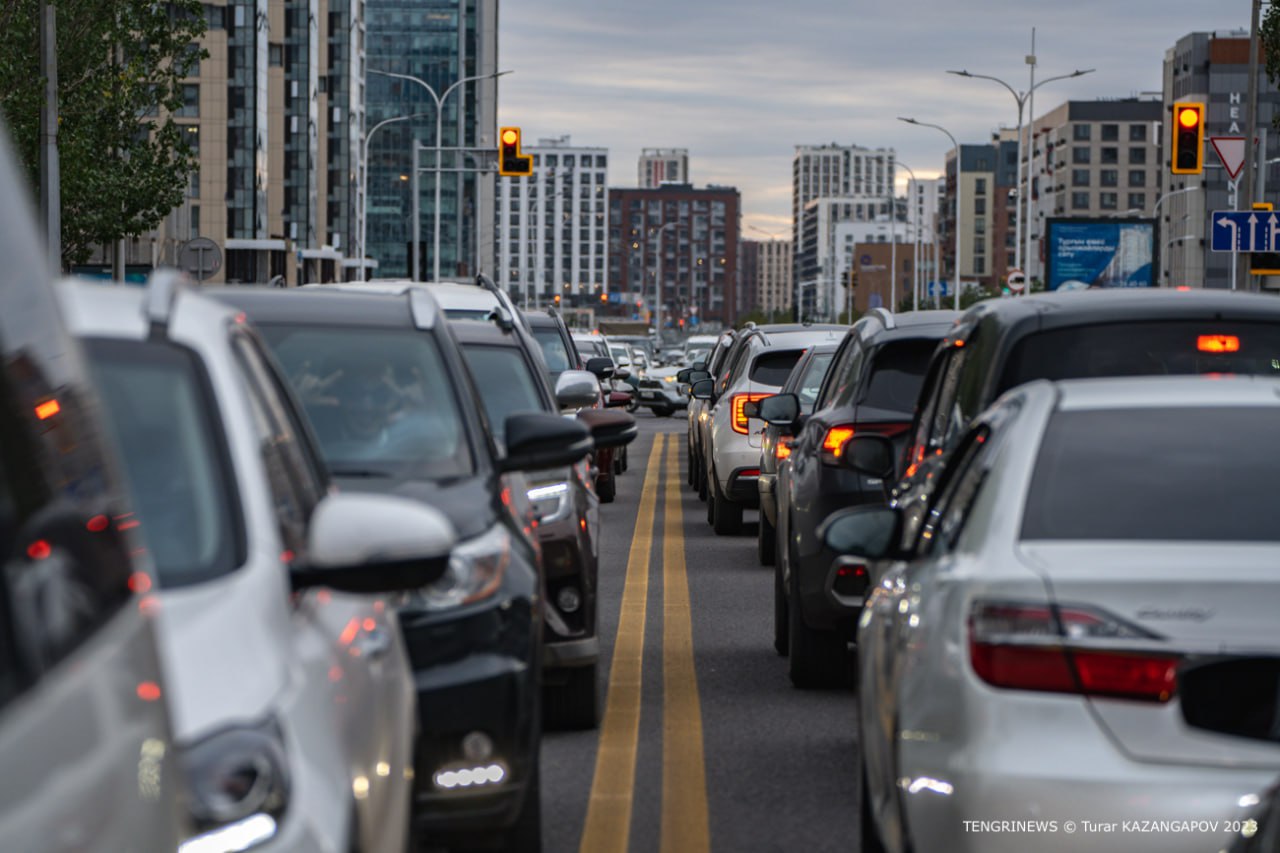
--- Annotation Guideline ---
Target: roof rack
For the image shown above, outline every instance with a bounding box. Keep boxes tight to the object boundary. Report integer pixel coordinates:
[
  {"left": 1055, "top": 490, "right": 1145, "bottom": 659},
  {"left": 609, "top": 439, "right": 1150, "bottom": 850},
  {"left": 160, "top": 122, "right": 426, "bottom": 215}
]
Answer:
[
  {"left": 143, "top": 267, "right": 192, "bottom": 338},
  {"left": 869, "top": 307, "right": 896, "bottom": 330}
]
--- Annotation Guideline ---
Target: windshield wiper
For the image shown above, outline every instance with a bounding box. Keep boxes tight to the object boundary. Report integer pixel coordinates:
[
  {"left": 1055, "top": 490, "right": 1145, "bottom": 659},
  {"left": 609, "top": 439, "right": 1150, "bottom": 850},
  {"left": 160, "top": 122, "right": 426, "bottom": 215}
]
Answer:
[{"left": 329, "top": 467, "right": 392, "bottom": 478}]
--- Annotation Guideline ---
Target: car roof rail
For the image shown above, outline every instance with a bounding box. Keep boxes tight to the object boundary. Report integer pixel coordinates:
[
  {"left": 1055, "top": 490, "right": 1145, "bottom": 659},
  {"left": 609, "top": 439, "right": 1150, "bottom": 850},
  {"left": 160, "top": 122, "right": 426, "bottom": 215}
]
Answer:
[
  {"left": 407, "top": 287, "right": 439, "bottom": 330},
  {"left": 869, "top": 307, "right": 896, "bottom": 330},
  {"left": 143, "top": 267, "right": 192, "bottom": 338}
]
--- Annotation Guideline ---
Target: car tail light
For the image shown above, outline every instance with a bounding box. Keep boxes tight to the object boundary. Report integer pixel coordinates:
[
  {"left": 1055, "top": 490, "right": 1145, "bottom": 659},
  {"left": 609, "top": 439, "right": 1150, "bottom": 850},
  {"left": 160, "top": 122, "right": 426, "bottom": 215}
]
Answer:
[
  {"left": 775, "top": 436, "right": 794, "bottom": 460},
  {"left": 1197, "top": 334, "right": 1240, "bottom": 353},
  {"left": 820, "top": 426, "right": 855, "bottom": 464},
  {"left": 731, "top": 393, "right": 771, "bottom": 434},
  {"left": 968, "top": 602, "right": 1179, "bottom": 703},
  {"left": 832, "top": 560, "right": 869, "bottom": 599}
]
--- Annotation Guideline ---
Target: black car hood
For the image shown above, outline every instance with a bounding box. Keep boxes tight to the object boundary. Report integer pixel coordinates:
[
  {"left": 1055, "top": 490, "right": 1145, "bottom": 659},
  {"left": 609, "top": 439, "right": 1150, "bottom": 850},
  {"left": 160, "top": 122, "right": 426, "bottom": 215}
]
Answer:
[{"left": 333, "top": 474, "right": 496, "bottom": 542}]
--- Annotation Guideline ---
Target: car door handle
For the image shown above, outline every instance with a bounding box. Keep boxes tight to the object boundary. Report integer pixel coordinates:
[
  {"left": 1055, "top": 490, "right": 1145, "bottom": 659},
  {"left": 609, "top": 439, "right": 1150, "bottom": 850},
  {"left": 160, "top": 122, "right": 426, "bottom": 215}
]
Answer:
[{"left": 356, "top": 626, "right": 393, "bottom": 660}]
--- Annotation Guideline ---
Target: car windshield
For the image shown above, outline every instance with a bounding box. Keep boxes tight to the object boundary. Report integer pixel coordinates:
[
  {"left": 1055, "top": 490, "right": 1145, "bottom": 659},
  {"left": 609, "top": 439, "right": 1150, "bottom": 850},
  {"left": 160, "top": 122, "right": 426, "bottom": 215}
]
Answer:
[
  {"left": 444, "top": 308, "right": 494, "bottom": 321},
  {"left": 796, "top": 351, "right": 835, "bottom": 411},
  {"left": 461, "top": 344, "right": 547, "bottom": 446},
  {"left": 87, "top": 339, "right": 240, "bottom": 587},
  {"left": 258, "top": 325, "right": 473, "bottom": 479},
  {"left": 1022, "top": 406, "right": 1280, "bottom": 541},
  {"left": 532, "top": 328, "right": 572, "bottom": 378}
]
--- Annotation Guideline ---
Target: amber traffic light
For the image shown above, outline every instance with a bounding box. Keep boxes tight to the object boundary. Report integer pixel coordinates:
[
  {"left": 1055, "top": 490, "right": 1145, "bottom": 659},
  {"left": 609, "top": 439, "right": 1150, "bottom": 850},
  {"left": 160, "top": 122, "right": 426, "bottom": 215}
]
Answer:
[
  {"left": 1171, "top": 103, "right": 1204, "bottom": 175},
  {"left": 498, "top": 126, "right": 533, "bottom": 177}
]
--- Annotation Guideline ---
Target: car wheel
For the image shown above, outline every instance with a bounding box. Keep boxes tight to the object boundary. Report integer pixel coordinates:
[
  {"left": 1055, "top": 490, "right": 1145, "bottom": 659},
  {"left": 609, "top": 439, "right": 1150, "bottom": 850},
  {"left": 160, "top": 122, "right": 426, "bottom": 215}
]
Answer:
[
  {"left": 706, "top": 477, "right": 716, "bottom": 525},
  {"left": 598, "top": 473, "right": 616, "bottom": 504},
  {"left": 544, "top": 663, "right": 600, "bottom": 731},
  {"left": 621, "top": 446, "right": 629, "bottom": 473},
  {"left": 653, "top": 406, "right": 673, "bottom": 418},
  {"left": 626, "top": 396, "right": 638, "bottom": 414},
  {"left": 613, "top": 453, "right": 623, "bottom": 475},
  {"left": 711, "top": 472, "right": 743, "bottom": 536},
  {"left": 697, "top": 455, "right": 709, "bottom": 502},
  {"left": 757, "top": 511, "right": 776, "bottom": 566},
  {"left": 787, "top": 568, "right": 847, "bottom": 688},
  {"left": 773, "top": 563, "right": 789, "bottom": 656}
]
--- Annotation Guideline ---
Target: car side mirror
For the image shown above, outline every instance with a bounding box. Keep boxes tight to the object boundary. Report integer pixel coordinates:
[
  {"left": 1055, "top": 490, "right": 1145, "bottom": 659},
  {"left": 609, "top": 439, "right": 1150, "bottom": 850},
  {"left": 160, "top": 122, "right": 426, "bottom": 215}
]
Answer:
[
  {"left": 577, "top": 408, "right": 638, "bottom": 449},
  {"left": 555, "top": 369, "right": 600, "bottom": 410},
  {"left": 614, "top": 367, "right": 631, "bottom": 380},
  {"left": 692, "top": 360, "right": 707, "bottom": 371},
  {"left": 690, "top": 378, "right": 714, "bottom": 400},
  {"left": 501, "top": 412, "right": 593, "bottom": 472},
  {"left": 819, "top": 505, "right": 902, "bottom": 560},
  {"left": 843, "top": 434, "right": 897, "bottom": 481},
  {"left": 606, "top": 390, "right": 633, "bottom": 408},
  {"left": 676, "top": 368, "right": 693, "bottom": 384},
  {"left": 742, "top": 400, "right": 761, "bottom": 419},
  {"left": 687, "top": 370, "right": 710, "bottom": 385},
  {"left": 293, "top": 493, "right": 456, "bottom": 592},
  {"left": 758, "top": 393, "right": 800, "bottom": 427},
  {"left": 585, "top": 356, "right": 614, "bottom": 380}
]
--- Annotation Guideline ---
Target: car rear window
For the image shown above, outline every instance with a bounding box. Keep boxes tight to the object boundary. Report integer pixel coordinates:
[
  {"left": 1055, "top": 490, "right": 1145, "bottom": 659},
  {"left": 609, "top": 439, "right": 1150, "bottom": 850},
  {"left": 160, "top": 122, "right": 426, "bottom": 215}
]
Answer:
[
  {"left": 1022, "top": 407, "right": 1280, "bottom": 541},
  {"left": 999, "top": 321, "right": 1280, "bottom": 393},
  {"left": 750, "top": 349, "right": 804, "bottom": 386},
  {"left": 861, "top": 338, "right": 937, "bottom": 414},
  {"left": 533, "top": 328, "right": 572, "bottom": 377}
]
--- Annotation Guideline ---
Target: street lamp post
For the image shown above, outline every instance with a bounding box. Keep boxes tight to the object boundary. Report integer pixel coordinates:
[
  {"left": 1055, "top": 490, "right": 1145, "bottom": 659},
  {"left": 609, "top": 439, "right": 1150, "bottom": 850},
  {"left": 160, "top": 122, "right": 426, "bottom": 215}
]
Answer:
[
  {"left": 359, "top": 112, "right": 431, "bottom": 281},
  {"left": 369, "top": 68, "right": 510, "bottom": 282},
  {"left": 900, "top": 117, "right": 962, "bottom": 310},
  {"left": 652, "top": 221, "right": 678, "bottom": 338},
  {"left": 897, "top": 161, "right": 920, "bottom": 312},
  {"left": 948, "top": 58, "right": 1094, "bottom": 278}
]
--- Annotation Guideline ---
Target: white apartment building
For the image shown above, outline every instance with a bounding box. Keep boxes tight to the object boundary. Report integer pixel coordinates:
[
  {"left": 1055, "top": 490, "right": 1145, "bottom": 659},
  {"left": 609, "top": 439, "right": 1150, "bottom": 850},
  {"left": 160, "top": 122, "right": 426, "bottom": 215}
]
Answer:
[
  {"left": 497, "top": 135, "right": 609, "bottom": 305},
  {"left": 756, "top": 239, "right": 792, "bottom": 316},
  {"left": 638, "top": 148, "right": 689, "bottom": 188}
]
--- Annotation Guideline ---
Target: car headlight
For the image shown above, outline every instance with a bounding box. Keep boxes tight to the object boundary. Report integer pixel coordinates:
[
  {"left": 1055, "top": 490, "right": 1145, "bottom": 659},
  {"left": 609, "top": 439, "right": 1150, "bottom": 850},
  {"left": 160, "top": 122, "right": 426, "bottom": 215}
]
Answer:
[
  {"left": 663, "top": 375, "right": 676, "bottom": 383},
  {"left": 409, "top": 523, "right": 510, "bottom": 611},
  {"left": 178, "top": 719, "right": 289, "bottom": 853},
  {"left": 527, "top": 480, "right": 572, "bottom": 525}
]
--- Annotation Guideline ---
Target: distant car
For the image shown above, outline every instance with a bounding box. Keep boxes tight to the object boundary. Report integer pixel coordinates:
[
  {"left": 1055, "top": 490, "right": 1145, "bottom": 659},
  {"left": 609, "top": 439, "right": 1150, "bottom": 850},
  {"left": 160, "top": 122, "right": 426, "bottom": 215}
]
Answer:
[
  {"left": 0, "top": 125, "right": 187, "bottom": 851},
  {"left": 635, "top": 365, "right": 686, "bottom": 417},
  {"left": 841, "top": 375, "right": 1280, "bottom": 853},
  {"left": 213, "top": 285, "right": 590, "bottom": 851},
  {"left": 686, "top": 328, "right": 736, "bottom": 491}
]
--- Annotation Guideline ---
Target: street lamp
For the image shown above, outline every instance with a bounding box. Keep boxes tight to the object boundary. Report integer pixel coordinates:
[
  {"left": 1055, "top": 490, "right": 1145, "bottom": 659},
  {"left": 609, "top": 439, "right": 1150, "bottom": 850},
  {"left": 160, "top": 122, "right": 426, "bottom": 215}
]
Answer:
[
  {"left": 947, "top": 62, "right": 1094, "bottom": 278},
  {"left": 651, "top": 221, "right": 678, "bottom": 338},
  {"left": 896, "top": 161, "right": 921, "bottom": 312},
  {"left": 900, "top": 117, "right": 962, "bottom": 310},
  {"left": 369, "top": 67, "right": 512, "bottom": 282},
  {"left": 359, "top": 111, "right": 432, "bottom": 281}
]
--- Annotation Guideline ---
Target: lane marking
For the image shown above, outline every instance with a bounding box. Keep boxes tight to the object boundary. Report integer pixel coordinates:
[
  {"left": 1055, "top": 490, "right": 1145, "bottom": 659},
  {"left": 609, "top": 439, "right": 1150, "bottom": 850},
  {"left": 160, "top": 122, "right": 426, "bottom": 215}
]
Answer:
[
  {"left": 579, "top": 433, "right": 665, "bottom": 853},
  {"left": 660, "top": 438, "right": 711, "bottom": 853}
]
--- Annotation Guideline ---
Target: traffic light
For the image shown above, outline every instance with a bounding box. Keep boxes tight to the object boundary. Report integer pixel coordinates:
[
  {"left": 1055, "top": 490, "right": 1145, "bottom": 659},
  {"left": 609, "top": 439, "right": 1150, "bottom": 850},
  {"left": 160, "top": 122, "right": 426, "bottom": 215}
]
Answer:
[
  {"left": 1171, "top": 102, "right": 1204, "bottom": 175},
  {"left": 498, "top": 126, "right": 532, "bottom": 177},
  {"left": 842, "top": 268, "right": 858, "bottom": 289}
]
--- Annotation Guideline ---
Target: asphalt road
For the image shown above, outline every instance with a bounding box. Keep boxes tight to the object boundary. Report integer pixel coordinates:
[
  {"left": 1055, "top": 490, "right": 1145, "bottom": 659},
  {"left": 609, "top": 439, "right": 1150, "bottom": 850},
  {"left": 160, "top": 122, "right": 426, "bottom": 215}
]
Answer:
[{"left": 542, "top": 412, "right": 862, "bottom": 853}]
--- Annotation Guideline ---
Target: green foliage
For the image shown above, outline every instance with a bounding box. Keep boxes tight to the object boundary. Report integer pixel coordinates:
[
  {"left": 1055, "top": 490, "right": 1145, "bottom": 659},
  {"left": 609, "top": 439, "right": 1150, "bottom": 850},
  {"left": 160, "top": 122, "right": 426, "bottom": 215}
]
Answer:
[
  {"left": 904, "top": 285, "right": 999, "bottom": 313},
  {"left": 0, "top": 0, "right": 206, "bottom": 266},
  {"left": 1264, "top": 6, "right": 1280, "bottom": 132},
  {"left": 736, "top": 308, "right": 793, "bottom": 328}
]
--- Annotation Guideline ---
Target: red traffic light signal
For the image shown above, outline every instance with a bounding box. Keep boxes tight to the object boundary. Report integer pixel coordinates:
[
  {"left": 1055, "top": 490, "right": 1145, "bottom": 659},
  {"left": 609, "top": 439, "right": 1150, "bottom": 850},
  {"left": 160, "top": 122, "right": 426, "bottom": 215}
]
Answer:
[
  {"left": 1171, "top": 103, "right": 1204, "bottom": 175},
  {"left": 498, "top": 126, "right": 532, "bottom": 177}
]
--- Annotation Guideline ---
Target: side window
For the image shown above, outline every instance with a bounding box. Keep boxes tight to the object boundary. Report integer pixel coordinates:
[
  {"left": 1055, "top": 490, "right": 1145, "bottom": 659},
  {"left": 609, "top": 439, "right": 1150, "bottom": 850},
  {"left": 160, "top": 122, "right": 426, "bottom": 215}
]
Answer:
[
  {"left": 930, "top": 344, "right": 971, "bottom": 450},
  {"left": 907, "top": 349, "right": 951, "bottom": 465},
  {"left": 831, "top": 340, "right": 868, "bottom": 408},
  {"left": 719, "top": 341, "right": 750, "bottom": 393},
  {"left": 913, "top": 425, "right": 992, "bottom": 557},
  {"left": 816, "top": 336, "right": 856, "bottom": 409},
  {"left": 230, "top": 330, "right": 324, "bottom": 558}
]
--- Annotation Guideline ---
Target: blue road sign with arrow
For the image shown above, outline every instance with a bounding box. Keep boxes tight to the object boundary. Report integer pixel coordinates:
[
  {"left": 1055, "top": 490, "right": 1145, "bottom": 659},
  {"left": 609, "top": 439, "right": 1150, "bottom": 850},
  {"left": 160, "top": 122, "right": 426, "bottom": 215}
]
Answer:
[{"left": 1211, "top": 210, "right": 1280, "bottom": 253}]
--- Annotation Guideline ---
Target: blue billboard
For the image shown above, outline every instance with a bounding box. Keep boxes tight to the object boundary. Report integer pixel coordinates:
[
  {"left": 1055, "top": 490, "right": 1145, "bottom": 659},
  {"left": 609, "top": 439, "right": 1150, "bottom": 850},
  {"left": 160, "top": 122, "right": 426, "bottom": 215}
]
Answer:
[{"left": 1045, "top": 219, "right": 1156, "bottom": 290}]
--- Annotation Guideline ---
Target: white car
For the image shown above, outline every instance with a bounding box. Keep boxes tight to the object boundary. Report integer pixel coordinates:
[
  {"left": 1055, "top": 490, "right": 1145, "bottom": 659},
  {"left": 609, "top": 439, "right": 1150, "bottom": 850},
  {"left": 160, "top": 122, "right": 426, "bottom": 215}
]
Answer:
[
  {"left": 835, "top": 375, "right": 1280, "bottom": 853},
  {"left": 693, "top": 324, "right": 843, "bottom": 534},
  {"left": 59, "top": 276, "right": 455, "bottom": 853}
]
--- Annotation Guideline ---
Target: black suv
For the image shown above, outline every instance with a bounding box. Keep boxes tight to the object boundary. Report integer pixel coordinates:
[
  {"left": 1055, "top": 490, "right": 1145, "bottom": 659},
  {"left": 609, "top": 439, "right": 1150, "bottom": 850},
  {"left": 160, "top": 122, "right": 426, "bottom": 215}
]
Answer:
[
  {"left": 764, "top": 309, "right": 957, "bottom": 687},
  {"left": 211, "top": 285, "right": 592, "bottom": 851},
  {"left": 450, "top": 310, "right": 635, "bottom": 730}
]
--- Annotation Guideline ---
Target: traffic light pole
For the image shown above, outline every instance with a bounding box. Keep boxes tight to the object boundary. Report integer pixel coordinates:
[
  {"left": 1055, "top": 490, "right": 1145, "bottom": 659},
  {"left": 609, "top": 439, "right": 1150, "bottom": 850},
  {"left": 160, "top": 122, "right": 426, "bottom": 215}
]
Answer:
[{"left": 1237, "top": 0, "right": 1263, "bottom": 291}]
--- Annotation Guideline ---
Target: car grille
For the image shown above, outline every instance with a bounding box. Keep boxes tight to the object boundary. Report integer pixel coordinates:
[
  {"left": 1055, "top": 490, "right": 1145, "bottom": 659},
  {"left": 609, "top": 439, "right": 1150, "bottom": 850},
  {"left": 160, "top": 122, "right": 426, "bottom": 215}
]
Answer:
[{"left": 640, "top": 379, "right": 664, "bottom": 389}]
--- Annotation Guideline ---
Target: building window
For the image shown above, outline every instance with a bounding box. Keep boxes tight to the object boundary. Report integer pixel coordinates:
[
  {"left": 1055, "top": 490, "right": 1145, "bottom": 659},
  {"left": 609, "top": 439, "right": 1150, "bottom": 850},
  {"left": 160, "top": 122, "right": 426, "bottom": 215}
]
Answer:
[
  {"left": 190, "top": 206, "right": 200, "bottom": 238},
  {"left": 1128, "top": 193, "right": 1146, "bottom": 211},
  {"left": 1101, "top": 124, "right": 1119, "bottom": 142},
  {"left": 1100, "top": 169, "right": 1118, "bottom": 187},
  {"left": 1129, "top": 147, "right": 1147, "bottom": 165},
  {"left": 269, "top": 43, "right": 283, "bottom": 67},
  {"left": 1072, "top": 168, "right": 1090, "bottom": 187},
  {"left": 974, "top": 197, "right": 986, "bottom": 215},
  {"left": 1129, "top": 124, "right": 1147, "bottom": 142},
  {"left": 1073, "top": 147, "right": 1091, "bottom": 164},
  {"left": 1072, "top": 191, "right": 1090, "bottom": 210},
  {"left": 1128, "top": 170, "right": 1146, "bottom": 187},
  {"left": 1100, "top": 192, "right": 1118, "bottom": 210},
  {"left": 974, "top": 178, "right": 987, "bottom": 195},
  {"left": 1101, "top": 148, "right": 1119, "bottom": 164},
  {"left": 1073, "top": 125, "right": 1091, "bottom": 141},
  {"left": 973, "top": 257, "right": 985, "bottom": 274},
  {"left": 176, "top": 84, "right": 199, "bottom": 117}
]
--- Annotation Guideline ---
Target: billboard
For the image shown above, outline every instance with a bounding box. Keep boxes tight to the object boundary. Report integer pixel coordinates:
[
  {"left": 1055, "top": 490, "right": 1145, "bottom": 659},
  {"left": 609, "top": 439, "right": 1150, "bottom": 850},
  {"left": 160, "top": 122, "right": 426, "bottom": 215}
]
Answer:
[{"left": 1045, "top": 218, "right": 1156, "bottom": 290}]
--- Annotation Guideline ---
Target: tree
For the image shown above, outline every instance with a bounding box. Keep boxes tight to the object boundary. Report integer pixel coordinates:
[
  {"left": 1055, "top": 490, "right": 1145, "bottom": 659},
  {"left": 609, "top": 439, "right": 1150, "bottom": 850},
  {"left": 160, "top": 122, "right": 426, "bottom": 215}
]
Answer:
[
  {"left": 1263, "top": 7, "right": 1280, "bottom": 130},
  {"left": 0, "top": 0, "right": 205, "bottom": 267}
]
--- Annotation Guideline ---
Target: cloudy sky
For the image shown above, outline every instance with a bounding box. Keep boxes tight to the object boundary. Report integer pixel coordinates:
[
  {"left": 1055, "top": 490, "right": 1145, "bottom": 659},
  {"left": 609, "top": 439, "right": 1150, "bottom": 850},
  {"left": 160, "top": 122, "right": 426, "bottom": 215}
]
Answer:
[{"left": 496, "top": 1, "right": 1237, "bottom": 235}]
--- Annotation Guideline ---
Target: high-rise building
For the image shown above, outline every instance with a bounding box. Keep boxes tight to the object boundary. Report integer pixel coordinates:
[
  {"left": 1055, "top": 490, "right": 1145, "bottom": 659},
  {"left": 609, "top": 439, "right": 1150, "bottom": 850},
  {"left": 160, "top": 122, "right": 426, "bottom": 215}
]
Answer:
[
  {"left": 738, "top": 239, "right": 792, "bottom": 318},
  {"left": 363, "top": 0, "right": 498, "bottom": 280},
  {"left": 496, "top": 136, "right": 609, "bottom": 306},
  {"left": 1162, "top": 30, "right": 1279, "bottom": 289},
  {"left": 608, "top": 184, "right": 741, "bottom": 328},
  {"left": 638, "top": 148, "right": 689, "bottom": 188}
]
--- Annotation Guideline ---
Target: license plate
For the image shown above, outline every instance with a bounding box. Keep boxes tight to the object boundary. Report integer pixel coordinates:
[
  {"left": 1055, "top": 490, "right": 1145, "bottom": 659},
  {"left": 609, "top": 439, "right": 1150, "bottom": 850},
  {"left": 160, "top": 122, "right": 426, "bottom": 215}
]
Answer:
[{"left": 641, "top": 392, "right": 657, "bottom": 399}]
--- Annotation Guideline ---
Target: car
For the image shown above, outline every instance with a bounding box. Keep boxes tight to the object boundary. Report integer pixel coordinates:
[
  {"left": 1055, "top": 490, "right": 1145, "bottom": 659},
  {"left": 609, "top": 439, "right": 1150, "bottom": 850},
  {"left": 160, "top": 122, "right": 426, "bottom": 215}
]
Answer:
[
  {"left": 685, "top": 328, "right": 737, "bottom": 493},
  {"left": 691, "top": 323, "right": 844, "bottom": 535},
  {"left": 763, "top": 309, "right": 957, "bottom": 686},
  {"left": 756, "top": 342, "right": 837, "bottom": 566},
  {"left": 211, "top": 284, "right": 592, "bottom": 851},
  {"left": 450, "top": 309, "right": 635, "bottom": 730},
  {"left": 0, "top": 127, "right": 187, "bottom": 851},
  {"left": 832, "top": 375, "right": 1280, "bottom": 853},
  {"left": 894, "top": 289, "right": 1280, "bottom": 551},
  {"left": 634, "top": 363, "right": 686, "bottom": 417},
  {"left": 60, "top": 275, "right": 458, "bottom": 853},
  {"left": 682, "top": 333, "right": 719, "bottom": 366}
]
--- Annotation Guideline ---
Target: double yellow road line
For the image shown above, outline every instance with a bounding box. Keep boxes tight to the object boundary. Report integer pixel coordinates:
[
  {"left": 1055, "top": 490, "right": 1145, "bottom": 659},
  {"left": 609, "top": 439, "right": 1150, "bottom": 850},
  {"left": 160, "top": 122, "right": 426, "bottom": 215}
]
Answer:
[{"left": 579, "top": 434, "right": 710, "bottom": 853}]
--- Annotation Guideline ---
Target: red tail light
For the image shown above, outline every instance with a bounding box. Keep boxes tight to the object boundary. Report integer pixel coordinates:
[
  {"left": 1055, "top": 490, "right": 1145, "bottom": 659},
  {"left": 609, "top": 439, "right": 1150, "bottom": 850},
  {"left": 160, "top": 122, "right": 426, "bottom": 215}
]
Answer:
[
  {"left": 775, "top": 436, "right": 794, "bottom": 460},
  {"left": 968, "top": 602, "right": 1179, "bottom": 703},
  {"left": 1197, "top": 334, "right": 1240, "bottom": 353},
  {"left": 731, "top": 393, "right": 772, "bottom": 434}
]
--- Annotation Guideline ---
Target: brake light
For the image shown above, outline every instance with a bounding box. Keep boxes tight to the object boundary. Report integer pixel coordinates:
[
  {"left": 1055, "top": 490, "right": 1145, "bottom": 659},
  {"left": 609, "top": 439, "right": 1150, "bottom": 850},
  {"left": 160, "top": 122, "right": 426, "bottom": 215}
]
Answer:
[
  {"left": 35, "top": 399, "right": 60, "bottom": 420},
  {"left": 1197, "top": 334, "right": 1240, "bottom": 353},
  {"left": 832, "top": 561, "right": 869, "bottom": 599},
  {"left": 731, "top": 392, "right": 772, "bottom": 434},
  {"left": 968, "top": 602, "right": 1179, "bottom": 703},
  {"left": 820, "top": 426, "right": 855, "bottom": 464},
  {"left": 775, "top": 436, "right": 793, "bottom": 460}
]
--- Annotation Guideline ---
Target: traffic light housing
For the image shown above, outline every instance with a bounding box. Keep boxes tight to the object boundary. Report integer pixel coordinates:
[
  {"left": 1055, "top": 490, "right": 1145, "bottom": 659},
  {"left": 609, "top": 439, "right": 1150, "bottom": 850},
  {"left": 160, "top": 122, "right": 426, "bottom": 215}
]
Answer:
[
  {"left": 498, "top": 126, "right": 532, "bottom": 177},
  {"left": 1171, "top": 102, "right": 1204, "bottom": 175},
  {"left": 842, "top": 268, "right": 858, "bottom": 289}
]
